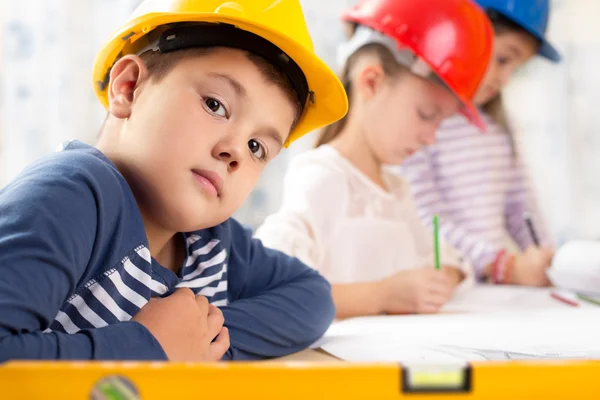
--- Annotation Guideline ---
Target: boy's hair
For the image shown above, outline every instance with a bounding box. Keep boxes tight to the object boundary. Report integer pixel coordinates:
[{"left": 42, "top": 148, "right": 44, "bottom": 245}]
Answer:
[
  {"left": 100, "top": 48, "right": 302, "bottom": 135},
  {"left": 481, "top": 10, "right": 541, "bottom": 157},
  {"left": 315, "top": 42, "right": 406, "bottom": 148}
]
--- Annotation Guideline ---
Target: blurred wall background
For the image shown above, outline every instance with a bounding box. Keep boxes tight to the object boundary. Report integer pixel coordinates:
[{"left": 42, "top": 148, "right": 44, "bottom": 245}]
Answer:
[{"left": 1, "top": 0, "right": 598, "bottom": 245}]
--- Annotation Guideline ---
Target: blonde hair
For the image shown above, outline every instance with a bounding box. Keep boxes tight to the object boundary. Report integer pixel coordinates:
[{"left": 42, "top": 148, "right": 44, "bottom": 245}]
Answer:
[{"left": 315, "top": 43, "right": 406, "bottom": 148}]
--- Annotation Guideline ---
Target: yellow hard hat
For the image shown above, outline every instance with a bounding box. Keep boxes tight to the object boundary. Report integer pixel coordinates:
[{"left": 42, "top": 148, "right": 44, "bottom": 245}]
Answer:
[{"left": 92, "top": 0, "right": 348, "bottom": 146}]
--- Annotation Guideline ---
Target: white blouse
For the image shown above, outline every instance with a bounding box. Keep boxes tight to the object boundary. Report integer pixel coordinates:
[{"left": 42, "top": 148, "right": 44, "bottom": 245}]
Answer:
[{"left": 255, "top": 146, "right": 470, "bottom": 284}]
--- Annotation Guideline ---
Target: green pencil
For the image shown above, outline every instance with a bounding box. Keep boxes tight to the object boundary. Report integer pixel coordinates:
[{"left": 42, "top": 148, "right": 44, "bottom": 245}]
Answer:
[
  {"left": 433, "top": 215, "right": 440, "bottom": 270},
  {"left": 577, "top": 293, "right": 600, "bottom": 306}
]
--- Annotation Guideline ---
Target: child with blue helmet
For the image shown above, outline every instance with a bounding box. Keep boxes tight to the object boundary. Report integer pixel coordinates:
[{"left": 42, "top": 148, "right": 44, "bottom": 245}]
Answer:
[{"left": 400, "top": 0, "right": 560, "bottom": 286}]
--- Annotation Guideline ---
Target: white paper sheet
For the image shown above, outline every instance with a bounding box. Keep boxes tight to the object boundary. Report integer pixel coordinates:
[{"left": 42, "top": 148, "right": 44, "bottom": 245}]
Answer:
[
  {"left": 321, "top": 309, "right": 600, "bottom": 363},
  {"left": 548, "top": 240, "right": 600, "bottom": 295},
  {"left": 441, "top": 285, "right": 594, "bottom": 313}
]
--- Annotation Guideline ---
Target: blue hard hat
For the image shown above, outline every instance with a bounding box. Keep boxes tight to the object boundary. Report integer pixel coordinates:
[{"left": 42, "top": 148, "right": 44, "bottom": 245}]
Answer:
[{"left": 475, "top": 0, "right": 561, "bottom": 62}]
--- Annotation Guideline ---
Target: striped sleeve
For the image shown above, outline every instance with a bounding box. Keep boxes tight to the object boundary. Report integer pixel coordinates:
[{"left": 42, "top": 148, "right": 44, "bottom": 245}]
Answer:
[
  {"left": 401, "top": 147, "right": 501, "bottom": 277},
  {"left": 401, "top": 186, "right": 472, "bottom": 279},
  {"left": 504, "top": 157, "right": 553, "bottom": 249},
  {"left": 0, "top": 152, "right": 166, "bottom": 361}
]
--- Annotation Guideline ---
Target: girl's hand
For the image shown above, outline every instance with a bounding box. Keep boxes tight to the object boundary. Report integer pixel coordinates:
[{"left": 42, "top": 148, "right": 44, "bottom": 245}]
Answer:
[
  {"left": 510, "top": 246, "right": 554, "bottom": 286},
  {"left": 377, "top": 268, "right": 455, "bottom": 314}
]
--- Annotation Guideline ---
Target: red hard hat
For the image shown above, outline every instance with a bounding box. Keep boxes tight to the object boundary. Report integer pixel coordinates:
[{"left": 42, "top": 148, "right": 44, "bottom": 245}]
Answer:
[{"left": 342, "top": 0, "right": 494, "bottom": 131}]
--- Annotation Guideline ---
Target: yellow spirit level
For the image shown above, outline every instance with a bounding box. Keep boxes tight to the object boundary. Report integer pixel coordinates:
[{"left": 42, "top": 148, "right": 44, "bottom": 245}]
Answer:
[{"left": 2, "top": 360, "right": 600, "bottom": 399}]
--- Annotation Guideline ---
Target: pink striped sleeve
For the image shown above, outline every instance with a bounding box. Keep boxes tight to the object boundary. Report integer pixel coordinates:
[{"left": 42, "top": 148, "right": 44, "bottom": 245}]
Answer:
[
  {"left": 400, "top": 145, "right": 502, "bottom": 279},
  {"left": 504, "top": 157, "right": 553, "bottom": 249}
]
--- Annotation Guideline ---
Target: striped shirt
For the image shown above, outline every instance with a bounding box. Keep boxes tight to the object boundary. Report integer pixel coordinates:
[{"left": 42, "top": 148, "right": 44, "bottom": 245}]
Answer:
[
  {"left": 398, "top": 113, "right": 551, "bottom": 277},
  {"left": 0, "top": 141, "right": 335, "bottom": 361},
  {"left": 45, "top": 235, "right": 229, "bottom": 336}
]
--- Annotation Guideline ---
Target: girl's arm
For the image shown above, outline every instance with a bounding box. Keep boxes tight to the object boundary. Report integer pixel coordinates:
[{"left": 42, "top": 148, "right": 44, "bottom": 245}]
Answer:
[
  {"left": 400, "top": 147, "right": 501, "bottom": 279},
  {"left": 504, "top": 157, "right": 553, "bottom": 249}
]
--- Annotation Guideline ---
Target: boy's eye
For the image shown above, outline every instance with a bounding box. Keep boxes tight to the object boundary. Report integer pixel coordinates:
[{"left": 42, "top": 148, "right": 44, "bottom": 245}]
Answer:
[
  {"left": 204, "top": 97, "right": 227, "bottom": 117},
  {"left": 248, "top": 139, "right": 267, "bottom": 160}
]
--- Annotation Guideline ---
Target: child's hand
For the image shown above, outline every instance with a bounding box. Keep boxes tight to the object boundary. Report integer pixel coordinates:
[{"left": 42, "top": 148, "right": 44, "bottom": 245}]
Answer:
[
  {"left": 378, "top": 268, "right": 454, "bottom": 314},
  {"left": 441, "top": 266, "right": 465, "bottom": 288},
  {"left": 133, "top": 288, "right": 230, "bottom": 361},
  {"left": 511, "top": 246, "right": 554, "bottom": 287}
]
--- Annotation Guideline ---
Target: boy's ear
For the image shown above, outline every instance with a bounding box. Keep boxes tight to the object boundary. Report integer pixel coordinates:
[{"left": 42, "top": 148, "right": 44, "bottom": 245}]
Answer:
[
  {"left": 355, "top": 63, "right": 386, "bottom": 101},
  {"left": 107, "top": 55, "right": 149, "bottom": 119}
]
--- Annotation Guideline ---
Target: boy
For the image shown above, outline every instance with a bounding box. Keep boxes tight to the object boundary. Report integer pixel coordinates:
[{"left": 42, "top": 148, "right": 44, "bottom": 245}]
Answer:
[{"left": 0, "top": 0, "right": 348, "bottom": 361}]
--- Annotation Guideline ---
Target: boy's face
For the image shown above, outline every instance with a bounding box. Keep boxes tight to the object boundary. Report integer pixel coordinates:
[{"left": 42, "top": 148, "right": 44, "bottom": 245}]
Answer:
[{"left": 109, "top": 48, "right": 296, "bottom": 231}]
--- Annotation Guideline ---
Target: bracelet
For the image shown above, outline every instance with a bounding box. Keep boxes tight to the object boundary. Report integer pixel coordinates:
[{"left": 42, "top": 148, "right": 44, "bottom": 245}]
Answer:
[
  {"left": 492, "top": 250, "right": 516, "bottom": 285},
  {"left": 492, "top": 250, "right": 508, "bottom": 284}
]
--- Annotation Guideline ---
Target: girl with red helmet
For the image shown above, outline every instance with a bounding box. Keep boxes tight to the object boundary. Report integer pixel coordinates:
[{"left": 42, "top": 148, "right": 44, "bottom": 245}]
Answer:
[
  {"left": 400, "top": 0, "right": 560, "bottom": 287},
  {"left": 256, "top": 0, "right": 494, "bottom": 317}
]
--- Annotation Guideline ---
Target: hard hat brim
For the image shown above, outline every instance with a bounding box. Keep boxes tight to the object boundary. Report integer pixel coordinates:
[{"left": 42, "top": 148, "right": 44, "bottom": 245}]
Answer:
[
  {"left": 483, "top": 5, "right": 562, "bottom": 63},
  {"left": 461, "top": 102, "right": 486, "bottom": 133},
  {"left": 93, "top": 12, "right": 348, "bottom": 145},
  {"left": 538, "top": 38, "right": 561, "bottom": 63}
]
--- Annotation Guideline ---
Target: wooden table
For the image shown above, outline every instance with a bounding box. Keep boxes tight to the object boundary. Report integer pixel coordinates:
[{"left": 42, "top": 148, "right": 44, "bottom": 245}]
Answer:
[{"left": 267, "top": 348, "right": 339, "bottom": 362}]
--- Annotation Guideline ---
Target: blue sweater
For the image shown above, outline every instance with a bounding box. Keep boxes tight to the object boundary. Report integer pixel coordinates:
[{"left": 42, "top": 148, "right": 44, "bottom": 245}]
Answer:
[{"left": 0, "top": 141, "right": 335, "bottom": 362}]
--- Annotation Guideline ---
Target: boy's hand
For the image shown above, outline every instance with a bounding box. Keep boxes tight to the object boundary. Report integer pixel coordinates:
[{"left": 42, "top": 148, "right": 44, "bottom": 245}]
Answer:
[
  {"left": 133, "top": 288, "right": 230, "bottom": 361},
  {"left": 378, "top": 268, "right": 454, "bottom": 315},
  {"left": 511, "top": 246, "right": 554, "bottom": 287}
]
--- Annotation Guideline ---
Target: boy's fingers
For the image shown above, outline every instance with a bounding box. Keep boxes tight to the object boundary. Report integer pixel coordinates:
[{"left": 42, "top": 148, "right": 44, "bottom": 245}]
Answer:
[
  {"left": 209, "top": 327, "right": 230, "bottom": 361},
  {"left": 208, "top": 303, "right": 221, "bottom": 315},
  {"left": 195, "top": 295, "right": 210, "bottom": 315},
  {"left": 207, "top": 304, "right": 225, "bottom": 338},
  {"left": 173, "top": 287, "right": 195, "bottom": 297}
]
